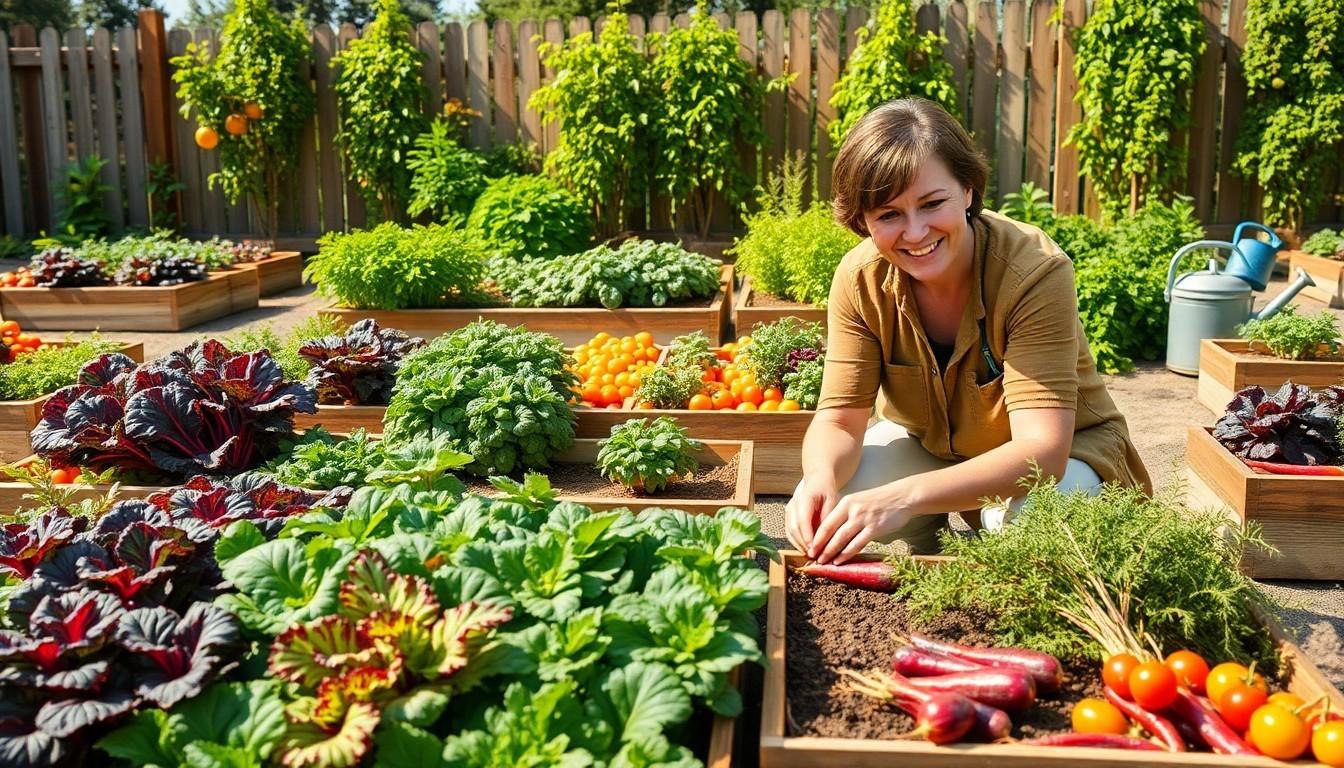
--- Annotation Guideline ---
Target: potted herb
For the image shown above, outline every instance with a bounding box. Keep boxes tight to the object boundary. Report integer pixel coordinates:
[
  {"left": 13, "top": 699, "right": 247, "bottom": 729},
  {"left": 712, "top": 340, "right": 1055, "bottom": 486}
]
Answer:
[
  {"left": 1196, "top": 307, "right": 1344, "bottom": 413},
  {"left": 1288, "top": 228, "right": 1344, "bottom": 308}
]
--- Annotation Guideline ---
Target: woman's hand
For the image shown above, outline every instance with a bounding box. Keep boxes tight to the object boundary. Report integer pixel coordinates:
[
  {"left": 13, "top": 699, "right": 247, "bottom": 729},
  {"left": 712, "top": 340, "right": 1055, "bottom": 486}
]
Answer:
[
  {"left": 785, "top": 475, "right": 838, "bottom": 554},
  {"left": 809, "top": 481, "right": 915, "bottom": 565}
]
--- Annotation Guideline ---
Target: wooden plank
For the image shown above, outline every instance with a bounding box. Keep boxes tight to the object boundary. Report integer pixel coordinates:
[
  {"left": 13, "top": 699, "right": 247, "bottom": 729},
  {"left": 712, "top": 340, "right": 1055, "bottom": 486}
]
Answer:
[
  {"left": 116, "top": 26, "right": 148, "bottom": 229},
  {"left": 569, "top": 16, "right": 591, "bottom": 37},
  {"left": 466, "top": 20, "right": 490, "bottom": 149},
  {"left": 944, "top": 0, "right": 970, "bottom": 118},
  {"left": 1216, "top": 0, "right": 1248, "bottom": 224},
  {"left": 648, "top": 12, "right": 672, "bottom": 230},
  {"left": 540, "top": 19, "right": 563, "bottom": 155},
  {"left": 65, "top": 29, "right": 96, "bottom": 167},
  {"left": 90, "top": 28, "right": 123, "bottom": 233},
  {"left": 195, "top": 28, "right": 226, "bottom": 236},
  {"left": 136, "top": 10, "right": 175, "bottom": 181},
  {"left": 1186, "top": 0, "right": 1220, "bottom": 220},
  {"left": 971, "top": 0, "right": 997, "bottom": 166},
  {"left": 0, "top": 270, "right": 257, "bottom": 332},
  {"left": 762, "top": 10, "right": 785, "bottom": 182},
  {"left": 492, "top": 19, "right": 517, "bottom": 145},
  {"left": 13, "top": 26, "right": 50, "bottom": 233},
  {"left": 706, "top": 11, "right": 733, "bottom": 232},
  {"left": 624, "top": 15, "right": 646, "bottom": 233},
  {"left": 39, "top": 27, "right": 68, "bottom": 228},
  {"left": 814, "top": 9, "right": 838, "bottom": 200},
  {"left": 418, "top": 21, "right": 442, "bottom": 116},
  {"left": 915, "top": 2, "right": 938, "bottom": 36},
  {"left": 167, "top": 29, "right": 203, "bottom": 235},
  {"left": 843, "top": 7, "right": 865, "bottom": 63},
  {"left": 1052, "top": 0, "right": 1084, "bottom": 214},
  {"left": 787, "top": 8, "right": 812, "bottom": 206},
  {"left": 1197, "top": 339, "right": 1344, "bottom": 415},
  {"left": 517, "top": 21, "right": 542, "bottom": 148},
  {"left": 1025, "top": 0, "right": 1054, "bottom": 191},
  {"left": 337, "top": 23, "right": 366, "bottom": 229},
  {"left": 0, "top": 31, "right": 24, "bottom": 235},
  {"left": 296, "top": 99, "right": 319, "bottom": 236},
  {"left": 313, "top": 24, "right": 342, "bottom": 233},
  {"left": 998, "top": 0, "right": 1027, "bottom": 200},
  {"left": 630, "top": 13, "right": 646, "bottom": 37},
  {"left": 443, "top": 22, "right": 465, "bottom": 104}
]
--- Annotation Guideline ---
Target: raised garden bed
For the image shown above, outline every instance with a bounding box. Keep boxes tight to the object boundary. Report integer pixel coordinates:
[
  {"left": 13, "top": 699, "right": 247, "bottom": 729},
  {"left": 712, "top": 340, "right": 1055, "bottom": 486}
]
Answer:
[
  {"left": 733, "top": 276, "right": 827, "bottom": 334},
  {"left": 321, "top": 266, "right": 733, "bottom": 346},
  {"left": 0, "top": 341, "right": 146, "bottom": 463},
  {"left": 231, "top": 250, "right": 304, "bottom": 296},
  {"left": 761, "top": 550, "right": 1344, "bottom": 767},
  {"left": 1288, "top": 250, "right": 1344, "bottom": 308},
  {"left": 0, "top": 270, "right": 260, "bottom": 331},
  {"left": 292, "top": 401, "right": 628, "bottom": 438},
  {"left": 1186, "top": 425, "right": 1344, "bottom": 580},
  {"left": 1196, "top": 339, "right": 1344, "bottom": 414}
]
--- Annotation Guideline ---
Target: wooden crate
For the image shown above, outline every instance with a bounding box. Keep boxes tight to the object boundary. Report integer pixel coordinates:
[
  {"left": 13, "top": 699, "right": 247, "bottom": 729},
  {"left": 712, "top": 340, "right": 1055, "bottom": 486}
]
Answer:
[
  {"left": 544, "top": 438, "right": 753, "bottom": 513},
  {"left": 733, "top": 277, "right": 827, "bottom": 335},
  {"left": 321, "top": 267, "right": 733, "bottom": 346},
  {"left": 0, "top": 270, "right": 260, "bottom": 331},
  {"left": 1288, "top": 250, "right": 1344, "bottom": 308},
  {"left": 762, "top": 550, "right": 1344, "bottom": 767},
  {"left": 1186, "top": 425, "right": 1344, "bottom": 580},
  {"left": 0, "top": 341, "right": 146, "bottom": 462},
  {"left": 235, "top": 251, "right": 304, "bottom": 297},
  {"left": 1197, "top": 340, "right": 1344, "bottom": 415}
]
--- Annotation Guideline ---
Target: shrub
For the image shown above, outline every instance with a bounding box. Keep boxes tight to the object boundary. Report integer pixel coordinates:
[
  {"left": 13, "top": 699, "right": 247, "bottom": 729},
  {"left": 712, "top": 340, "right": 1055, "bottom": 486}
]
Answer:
[
  {"left": 305, "top": 223, "right": 491, "bottom": 310},
  {"left": 491, "top": 239, "right": 721, "bottom": 309},
  {"left": 1240, "top": 306, "right": 1341, "bottom": 360},
  {"left": 383, "top": 321, "right": 579, "bottom": 475},
  {"left": 1302, "top": 228, "right": 1344, "bottom": 259},
  {"left": 828, "top": 0, "right": 959, "bottom": 147},
  {"left": 171, "top": 0, "right": 315, "bottom": 237},
  {"left": 333, "top": 0, "right": 427, "bottom": 221},
  {"left": 406, "top": 119, "right": 490, "bottom": 224},
  {"left": 597, "top": 417, "right": 702, "bottom": 494},
  {"left": 466, "top": 174, "right": 593, "bottom": 260}
]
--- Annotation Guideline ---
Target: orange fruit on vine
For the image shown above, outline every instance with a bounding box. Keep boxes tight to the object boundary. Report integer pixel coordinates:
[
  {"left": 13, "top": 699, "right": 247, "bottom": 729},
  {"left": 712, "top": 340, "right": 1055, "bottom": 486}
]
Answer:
[
  {"left": 195, "top": 125, "right": 220, "bottom": 149},
  {"left": 243, "top": 101, "right": 264, "bottom": 120},
  {"left": 225, "top": 113, "right": 248, "bottom": 135}
]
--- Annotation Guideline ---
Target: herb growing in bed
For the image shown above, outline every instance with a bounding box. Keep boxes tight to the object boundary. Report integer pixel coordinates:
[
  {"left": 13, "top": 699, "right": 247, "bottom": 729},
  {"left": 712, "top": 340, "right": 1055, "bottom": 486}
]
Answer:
[
  {"left": 1239, "top": 306, "right": 1341, "bottom": 361},
  {"left": 0, "top": 336, "right": 122, "bottom": 401},
  {"left": 222, "top": 314, "right": 348, "bottom": 381},
  {"left": 491, "top": 239, "right": 721, "bottom": 310},
  {"left": 305, "top": 223, "right": 493, "bottom": 311},
  {"left": 597, "top": 417, "right": 702, "bottom": 493},
  {"left": 466, "top": 173, "right": 593, "bottom": 260},
  {"left": 1302, "top": 228, "right": 1343, "bottom": 259},
  {"left": 742, "top": 317, "right": 825, "bottom": 389}
]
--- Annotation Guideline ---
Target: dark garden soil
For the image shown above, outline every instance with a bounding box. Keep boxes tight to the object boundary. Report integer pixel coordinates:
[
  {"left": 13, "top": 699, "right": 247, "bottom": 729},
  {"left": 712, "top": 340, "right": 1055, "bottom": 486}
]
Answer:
[
  {"left": 747, "top": 290, "right": 816, "bottom": 310},
  {"left": 785, "top": 570, "right": 1102, "bottom": 741},
  {"left": 464, "top": 453, "right": 741, "bottom": 501}
]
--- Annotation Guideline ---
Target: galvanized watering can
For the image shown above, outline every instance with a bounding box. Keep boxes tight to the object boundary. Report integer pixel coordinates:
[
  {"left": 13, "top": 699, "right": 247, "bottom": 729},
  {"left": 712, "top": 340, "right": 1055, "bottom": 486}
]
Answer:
[
  {"left": 1163, "top": 240, "right": 1315, "bottom": 375},
  {"left": 1224, "top": 221, "right": 1284, "bottom": 291}
]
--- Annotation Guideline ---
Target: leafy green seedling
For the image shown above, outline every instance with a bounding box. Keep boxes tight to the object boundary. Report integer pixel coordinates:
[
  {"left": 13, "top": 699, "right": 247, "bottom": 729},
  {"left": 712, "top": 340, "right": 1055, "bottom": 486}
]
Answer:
[{"left": 596, "top": 417, "right": 702, "bottom": 494}]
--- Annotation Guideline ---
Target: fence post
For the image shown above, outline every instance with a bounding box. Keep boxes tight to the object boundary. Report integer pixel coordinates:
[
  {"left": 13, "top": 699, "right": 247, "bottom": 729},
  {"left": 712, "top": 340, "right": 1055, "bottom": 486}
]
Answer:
[
  {"left": 137, "top": 9, "right": 178, "bottom": 219},
  {"left": 12, "top": 25, "right": 49, "bottom": 233}
]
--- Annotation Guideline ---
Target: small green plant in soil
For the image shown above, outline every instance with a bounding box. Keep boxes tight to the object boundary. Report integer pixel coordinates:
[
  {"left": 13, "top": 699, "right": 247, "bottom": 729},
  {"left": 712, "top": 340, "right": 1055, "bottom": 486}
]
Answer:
[
  {"left": 634, "top": 364, "right": 706, "bottom": 409},
  {"left": 0, "top": 336, "right": 122, "bottom": 401},
  {"left": 491, "top": 239, "right": 721, "bottom": 310},
  {"left": 597, "top": 416, "right": 702, "bottom": 494},
  {"left": 666, "top": 331, "right": 717, "bottom": 371},
  {"left": 305, "top": 222, "right": 492, "bottom": 311},
  {"left": 783, "top": 358, "right": 824, "bottom": 409},
  {"left": 1302, "top": 228, "right": 1344, "bottom": 260},
  {"left": 1240, "top": 306, "right": 1341, "bottom": 360},
  {"left": 466, "top": 174, "right": 592, "bottom": 261}
]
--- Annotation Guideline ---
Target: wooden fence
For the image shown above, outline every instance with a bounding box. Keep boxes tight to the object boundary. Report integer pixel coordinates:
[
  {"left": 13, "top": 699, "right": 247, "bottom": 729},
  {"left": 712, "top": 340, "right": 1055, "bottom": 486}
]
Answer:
[{"left": 1, "top": 3, "right": 1342, "bottom": 244}]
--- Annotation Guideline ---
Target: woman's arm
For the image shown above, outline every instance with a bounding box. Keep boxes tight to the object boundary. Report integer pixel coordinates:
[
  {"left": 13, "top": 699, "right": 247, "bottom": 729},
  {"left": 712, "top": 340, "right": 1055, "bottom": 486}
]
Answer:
[
  {"left": 807, "top": 406, "right": 1075, "bottom": 564},
  {"left": 784, "top": 406, "right": 869, "bottom": 552}
]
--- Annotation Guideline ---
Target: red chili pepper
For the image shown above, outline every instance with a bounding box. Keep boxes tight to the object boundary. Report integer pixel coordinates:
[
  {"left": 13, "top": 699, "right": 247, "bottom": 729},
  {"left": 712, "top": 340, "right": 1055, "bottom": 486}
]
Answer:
[
  {"left": 1243, "top": 459, "right": 1344, "bottom": 476},
  {"left": 1103, "top": 686, "right": 1185, "bottom": 752}
]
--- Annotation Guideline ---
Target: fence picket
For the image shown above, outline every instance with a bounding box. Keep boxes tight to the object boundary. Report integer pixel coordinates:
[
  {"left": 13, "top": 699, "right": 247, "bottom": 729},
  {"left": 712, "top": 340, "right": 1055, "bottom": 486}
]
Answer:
[
  {"left": 39, "top": 27, "right": 67, "bottom": 228},
  {"left": 466, "top": 21, "right": 489, "bottom": 148},
  {"left": 0, "top": 31, "right": 24, "bottom": 235},
  {"left": 418, "top": 22, "right": 442, "bottom": 116},
  {"left": 116, "top": 26, "right": 148, "bottom": 229},
  {"left": 815, "top": 8, "right": 839, "bottom": 200},
  {"left": 1052, "top": 0, "right": 1084, "bottom": 214},
  {"left": 492, "top": 21, "right": 517, "bottom": 145},
  {"left": 971, "top": 0, "right": 997, "bottom": 170},
  {"left": 14, "top": 26, "right": 49, "bottom": 232},
  {"left": 517, "top": 21, "right": 542, "bottom": 148},
  {"left": 998, "top": 0, "right": 1026, "bottom": 200},
  {"left": 65, "top": 29, "right": 96, "bottom": 165},
  {"left": 1025, "top": 0, "right": 1053, "bottom": 190},
  {"left": 787, "top": 9, "right": 811, "bottom": 206},
  {"left": 944, "top": 1, "right": 969, "bottom": 118},
  {"left": 166, "top": 29, "right": 204, "bottom": 234},
  {"left": 444, "top": 22, "right": 465, "bottom": 104},
  {"left": 313, "top": 24, "right": 341, "bottom": 233},
  {"left": 337, "top": 23, "right": 366, "bottom": 229},
  {"left": 540, "top": 19, "right": 563, "bottom": 154},
  {"left": 1186, "top": 0, "right": 1221, "bottom": 220},
  {"left": 915, "top": 3, "right": 937, "bottom": 36},
  {"left": 1216, "top": 0, "right": 1248, "bottom": 224},
  {"left": 91, "top": 28, "right": 123, "bottom": 232},
  {"left": 843, "top": 7, "right": 865, "bottom": 63},
  {"left": 762, "top": 10, "right": 785, "bottom": 183}
]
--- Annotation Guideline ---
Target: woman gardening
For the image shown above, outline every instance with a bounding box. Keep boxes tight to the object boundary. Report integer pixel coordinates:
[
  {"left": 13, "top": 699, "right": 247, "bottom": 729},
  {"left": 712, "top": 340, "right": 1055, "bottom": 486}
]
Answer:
[{"left": 785, "top": 98, "right": 1150, "bottom": 564}]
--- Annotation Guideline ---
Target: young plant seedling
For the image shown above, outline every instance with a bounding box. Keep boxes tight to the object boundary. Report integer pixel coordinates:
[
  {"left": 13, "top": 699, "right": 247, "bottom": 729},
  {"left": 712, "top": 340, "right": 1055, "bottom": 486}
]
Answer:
[{"left": 596, "top": 417, "right": 702, "bottom": 494}]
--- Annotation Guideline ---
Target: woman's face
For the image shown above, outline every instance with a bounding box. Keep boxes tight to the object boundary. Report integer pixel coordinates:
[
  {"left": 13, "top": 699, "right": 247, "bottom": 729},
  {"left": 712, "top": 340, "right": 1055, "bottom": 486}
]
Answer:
[{"left": 861, "top": 158, "right": 975, "bottom": 287}]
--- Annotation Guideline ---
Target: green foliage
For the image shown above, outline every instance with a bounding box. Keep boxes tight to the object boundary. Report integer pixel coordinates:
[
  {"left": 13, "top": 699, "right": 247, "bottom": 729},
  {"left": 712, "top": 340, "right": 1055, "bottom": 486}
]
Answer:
[
  {"left": 77, "top": 233, "right": 234, "bottom": 272},
  {"left": 893, "top": 478, "right": 1278, "bottom": 666},
  {"left": 1066, "top": 0, "right": 1206, "bottom": 218},
  {"left": 997, "top": 181, "right": 1056, "bottom": 229},
  {"left": 647, "top": 5, "right": 764, "bottom": 238},
  {"left": 782, "top": 358, "right": 823, "bottom": 409},
  {"left": 406, "top": 119, "right": 491, "bottom": 224},
  {"left": 828, "top": 0, "right": 959, "bottom": 147},
  {"left": 744, "top": 316, "right": 825, "bottom": 388},
  {"left": 633, "top": 364, "right": 705, "bottom": 409},
  {"left": 492, "top": 239, "right": 722, "bottom": 309},
  {"left": 480, "top": 141, "right": 543, "bottom": 178},
  {"left": 0, "top": 235, "right": 31, "bottom": 260},
  {"left": 305, "top": 223, "right": 491, "bottom": 310},
  {"left": 1233, "top": 0, "right": 1344, "bottom": 232},
  {"left": 171, "top": 0, "right": 315, "bottom": 237},
  {"left": 596, "top": 417, "right": 702, "bottom": 494},
  {"left": 332, "top": 0, "right": 428, "bottom": 221},
  {"left": 530, "top": 12, "right": 655, "bottom": 237},
  {"left": 383, "top": 321, "right": 579, "bottom": 475},
  {"left": 466, "top": 174, "right": 593, "bottom": 260},
  {"left": 0, "top": 336, "right": 122, "bottom": 401},
  {"left": 666, "top": 331, "right": 717, "bottom": 371},
  {"left": 98, "top": 681, "right": 287, "bottom": 768},
  {"left": 145, "top": 160, "right": 186, "bottom": 233},
  {"left": 1302, "top": 228, "right": 1344, "bottom": 259},
  {"left": 222, "top": 314, "right": 346, "bottom": 381},
  {"left": 262, "top": 427, "right": 384, "bottom": 488},
  {"left": 1240, "top": 306, "right": 1341, "bottom": 360},
  {"left": 54, "top": 155, "right": 112, "bottom": 244}
]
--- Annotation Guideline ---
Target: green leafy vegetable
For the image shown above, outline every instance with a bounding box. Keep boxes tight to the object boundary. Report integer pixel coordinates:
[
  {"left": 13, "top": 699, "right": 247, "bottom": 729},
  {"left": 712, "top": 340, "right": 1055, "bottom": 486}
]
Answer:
[
  {"left": 1302, "top": 228, "right": 1344, "bottom": 259},
  {"left": 1240, "top": 305, "right": 1341, "bottom": 360},
  {"left": 596, "top": 417, "right": 702, "bottom": 494},
  {"left": 406, "top": 118, "right": 490, "bottom": 224},
  {"left": 783, "top": 358, "right": 823, "bottom": 410},
  {"left": 466, "top": 174, "right": 593, "bottom": 261},
  {"left": 743, "top": 317, "right": 825, "bottom": 389},
  {"left": 0, "top": 336, "right": 121, "bottom": 401},
  {"left": 492, "top": 239, "right": 721, "bottom": 310},
  {"left": 305, "top": 222, "right": 492, "bottom": 311}
]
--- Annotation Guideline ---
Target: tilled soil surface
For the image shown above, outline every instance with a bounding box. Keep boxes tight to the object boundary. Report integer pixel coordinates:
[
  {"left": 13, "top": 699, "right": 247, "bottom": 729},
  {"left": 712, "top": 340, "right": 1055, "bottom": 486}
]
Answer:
[{"left": 463, "top": 454, "right": 741, "bottom": 501}]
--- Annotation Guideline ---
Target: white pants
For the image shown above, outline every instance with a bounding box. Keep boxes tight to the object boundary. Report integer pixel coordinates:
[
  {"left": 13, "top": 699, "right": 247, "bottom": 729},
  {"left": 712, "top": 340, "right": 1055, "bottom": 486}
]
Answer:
[{"left": 840, "top": 420, "right": 1104, "bottom": 554}]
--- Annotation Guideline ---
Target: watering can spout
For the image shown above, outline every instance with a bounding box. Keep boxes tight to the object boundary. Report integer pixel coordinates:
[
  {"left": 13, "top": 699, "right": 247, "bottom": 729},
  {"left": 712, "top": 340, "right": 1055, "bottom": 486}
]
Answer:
[{"left": 1250, "top": 268, "right": 1317, "bottom": 322}]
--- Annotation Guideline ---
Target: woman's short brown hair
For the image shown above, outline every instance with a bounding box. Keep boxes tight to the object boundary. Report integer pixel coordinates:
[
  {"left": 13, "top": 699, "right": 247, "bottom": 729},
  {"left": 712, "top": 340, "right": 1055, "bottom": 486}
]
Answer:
[{"left": 831, "top": 98, "right": 989, "bottom": 237}]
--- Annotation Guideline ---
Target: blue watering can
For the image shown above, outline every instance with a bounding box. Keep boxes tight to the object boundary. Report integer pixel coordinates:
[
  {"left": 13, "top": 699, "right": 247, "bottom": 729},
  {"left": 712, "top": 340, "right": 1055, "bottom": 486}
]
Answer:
[{"left": 1222, "top": 221, "right": 1283, "bottom": 292}]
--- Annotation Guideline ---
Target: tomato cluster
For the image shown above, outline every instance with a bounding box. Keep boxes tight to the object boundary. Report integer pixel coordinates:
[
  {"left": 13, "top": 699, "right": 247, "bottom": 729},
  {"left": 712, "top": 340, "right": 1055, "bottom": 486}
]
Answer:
[
  {"left": 1085, "top": 650, "right": 1344, "bottom": 763},
  {"left": 650, "top": 336, "right": 803, "bottom": 413},
  {"left": 0, "top": 320, "right": 49, "bottom": 363},
  {"left": 0, "top": 266, "right": 36, "bottom": 288},
  {"left": 570, "top": 331, "right": 660, "bottom": 409}
]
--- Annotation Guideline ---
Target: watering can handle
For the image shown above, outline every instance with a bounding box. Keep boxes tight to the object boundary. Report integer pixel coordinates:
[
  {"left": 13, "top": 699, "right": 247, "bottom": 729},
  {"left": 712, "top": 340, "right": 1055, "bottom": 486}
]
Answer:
[
  {"left": 1164, "top": 240, "right": 1241, "bottom": 303},
  {"left": 1232, "top": 221, "right": 1283, "bottom": 249}
]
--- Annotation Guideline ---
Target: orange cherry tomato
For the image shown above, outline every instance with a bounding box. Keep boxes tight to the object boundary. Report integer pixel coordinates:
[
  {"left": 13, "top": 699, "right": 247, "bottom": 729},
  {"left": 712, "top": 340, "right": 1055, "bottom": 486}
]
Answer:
[
  {"left": 1165, "top": 650, "right": 1210, "bottom": 695},
  {"left": 740, "top": 384, "right": 765, "bottom": 406},
  {"left": 1129, "top": 661, "right": 1178, "bottom": 710},
  {"left": 735, "top": 401, "right": 757, "bottom": 411},
  {"left": 759, "top": 400, "right": 780, "bottom": 412},
  {"left": 17, "top": 276, "right": 34, "bottom": 287},
  {"left": 1217, "top": 682, "right": 1268, "bottom": 731},
  {"left": 762, "top": 386, "right": 784, "bottom": 402},
  {"left": 1103, "top": 653, "right": 1141, "bottom": 700},
  {"left": 778, "top": 399, "right": 802, "bottom": 411},
  {"left": 637, "top": 401, "right": 655, "bottom": 410},
  {"left": 1312, "top": 721, "right": 1344, "bottom": 767},
  {"left": 49, "top": 468, "right": 74, "bottom": 484},
  {"left": 1206, "top": 662, "right": 1266, "bottom": 707},
  {"left": 599, "top": 384, "right": 621, "bottom": 407},
  {"left": 1267, "top": 692, "right": 1305, "bottom": 711},
  {"left": 1071, "top": 697, "right": 1129, "bottom": 735},
  {"left": 0, "top": 320, "right": 18, "bottom": 335},
  {"left": 1249, "top": 704, "right": 1311, "bottom": 760},
  {"left": 687, "top": 394, "right": 714, "bottom": 411},
  {"left": 710, "top": 390, "right": 737, "bottom": 410}
]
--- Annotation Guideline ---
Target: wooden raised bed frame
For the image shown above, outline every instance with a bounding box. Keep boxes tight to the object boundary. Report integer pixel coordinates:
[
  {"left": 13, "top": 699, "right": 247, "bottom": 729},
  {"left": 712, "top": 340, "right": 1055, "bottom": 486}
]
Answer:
[
  {"left": 1287, "top": 250, "right": 1344, "bottom": 308},
  {"left": 0, "top": 270, "right": 259, "bottom": 331},
  {"left": 1186, "top": 425, "right": 1344, "bottom": 580},
  {"left": 762, "top": 550, "right": 1344, "bottom": 767},
  {"left": 234, "top": 251, "right": 303, "bottom": 296},
  {"left": 320, "top": 266, "right": 733, "bottom": 346},
  {"left": 733, "top": 276, "right": 827, "bottom": 334},
  {"left": 1196, "top": 339, "right": 1344, "bottom": 415}
]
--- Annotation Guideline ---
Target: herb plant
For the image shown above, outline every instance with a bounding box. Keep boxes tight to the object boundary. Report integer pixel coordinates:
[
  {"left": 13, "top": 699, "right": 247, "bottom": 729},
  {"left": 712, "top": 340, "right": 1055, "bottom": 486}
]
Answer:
[
  {"left": 1302, "top": 228, "right": 1344, "bottom": 259},
  {"left": 53, "top": 155, "right": 112, "bottom": 244},
  {"left": 261, "top": 427, "right": 383, "bottom": 489},
  {"left": 305, "top": 223, "right": 491, "bottom": 310},
  {"left": 634, "top": 364, "right": 706, "bottom": 409},
  {"left": 0, "top": 336, "right": 121, "bottom": 401},
  {"left": 743, "top": 317, "right": 825, "bottom": 389},
  {"left": 383, "top": 321, "right": 579, "bottom": 475},
  {"left": 1240, "top": 306, "right": 1341, "bottom": 360},
  {"left": 298, "top": 318, "right": 425, "bottom": 405},
  {"left": 171, "top": 0, "right": 315, "bottom": 237},
  {"left": 783, "top": 358, "right": 823, "bottom": 410},
  {"left": 597, "top": 417, "right": 702, "bottom": 493},
  {"left": 666, "top": 330, "right": 717, "bottom": 371},
  {"left": 493, "top": 239, "right": 721, "bottom": 309},
  {"left": 466, "top": 174, "right": 593, "bottom": 260},
  {"left": 332, "top": 0, "right": 428, "bottom": 221},
  {"left": 1067, "top": 0, "right": 1206, "bottom": 217},
  {"left": 1214, "top": 383, "right": 1344, "bottom": 466},
  {"left": 997, "top": 181, "right": 1057, "bottom": 228},
  {"left": 828, "top": 0, "right": 959, "bottom": 146},
  {"left": 406, "top": 119, "right": 490, "bottom": 224}
]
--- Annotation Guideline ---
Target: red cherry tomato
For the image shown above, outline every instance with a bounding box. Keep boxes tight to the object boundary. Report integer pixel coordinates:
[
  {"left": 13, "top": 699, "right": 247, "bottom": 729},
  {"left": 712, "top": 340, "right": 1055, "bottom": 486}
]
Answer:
[
  {"left": 1103, "top": 653, "right": 1141, "bottom": 699},
  {"left": 1165, "top": 650, "right": 1211, "bottom": 694},
  {"left": 1217, "top": 682, "right": 1269, "bottom": 731},
  {"left": 1129, "top": 661, "right": 1179, "bottom": 710}
]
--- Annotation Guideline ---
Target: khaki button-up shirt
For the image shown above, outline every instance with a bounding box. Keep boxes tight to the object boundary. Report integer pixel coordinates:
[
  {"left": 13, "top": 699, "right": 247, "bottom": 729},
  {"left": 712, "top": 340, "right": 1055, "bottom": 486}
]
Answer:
[{"left": 817, "top": 210, "right": 1152, "bottom": 491}]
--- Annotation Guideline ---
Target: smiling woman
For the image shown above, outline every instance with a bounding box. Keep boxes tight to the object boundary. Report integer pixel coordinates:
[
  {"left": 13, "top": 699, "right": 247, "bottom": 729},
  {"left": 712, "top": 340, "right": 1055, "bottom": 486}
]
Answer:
[{"left": 785, "top": 98, "right": 1151, "bottom": 564}]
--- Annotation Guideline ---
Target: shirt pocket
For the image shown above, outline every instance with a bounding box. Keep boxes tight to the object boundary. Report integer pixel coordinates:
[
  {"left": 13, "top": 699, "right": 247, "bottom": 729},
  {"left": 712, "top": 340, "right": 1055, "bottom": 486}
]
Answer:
[
  {"left": 965, "top": 373, "right": 1013, "bottom": 452},
  {"left": 878, "top": 362, "right": 931, "bottom": 432}
]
